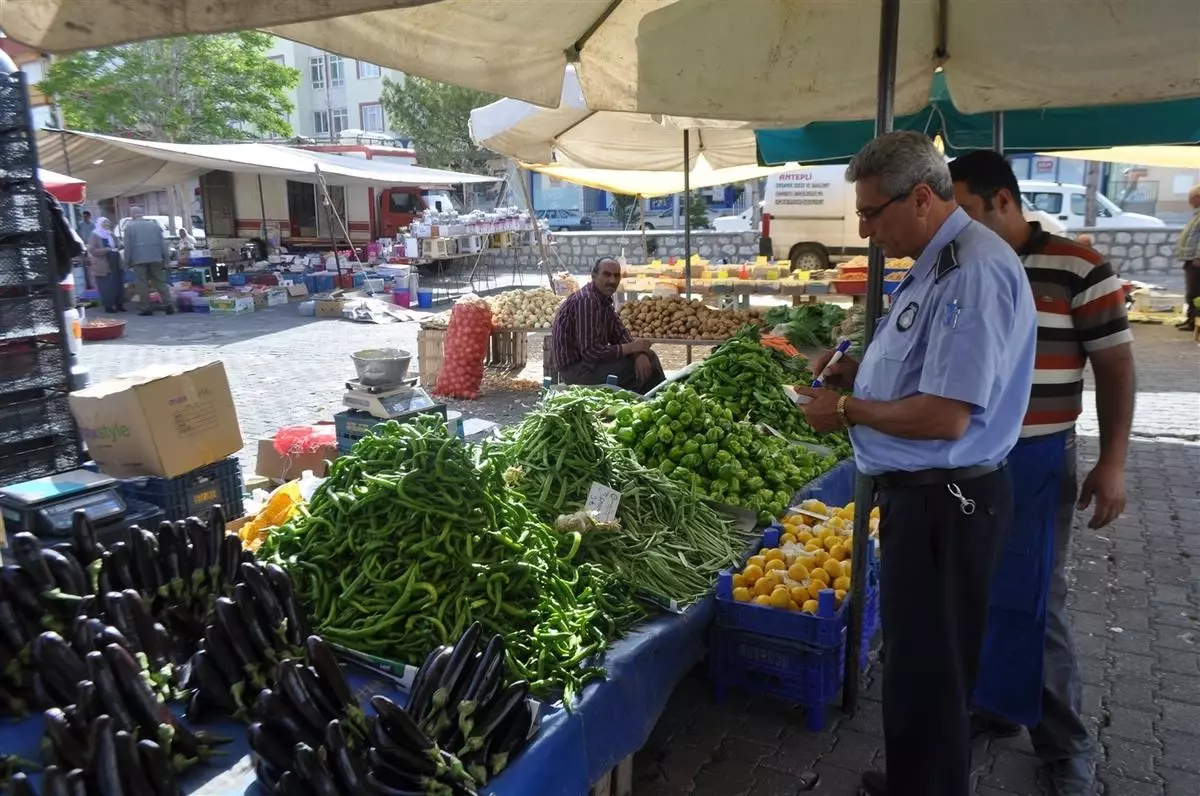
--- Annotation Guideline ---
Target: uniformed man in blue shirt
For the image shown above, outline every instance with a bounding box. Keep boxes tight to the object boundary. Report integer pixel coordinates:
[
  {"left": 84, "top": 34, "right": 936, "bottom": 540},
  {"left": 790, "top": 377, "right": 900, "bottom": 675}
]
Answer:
[{"left": 796, "top": 131, "right": 1037, "bottom": 796}]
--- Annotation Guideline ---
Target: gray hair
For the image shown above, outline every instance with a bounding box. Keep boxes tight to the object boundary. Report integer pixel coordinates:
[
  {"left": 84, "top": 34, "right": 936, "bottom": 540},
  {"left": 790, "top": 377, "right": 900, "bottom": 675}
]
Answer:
[{"left": 845, "top": 131, "right": 954, "bottom": 201}]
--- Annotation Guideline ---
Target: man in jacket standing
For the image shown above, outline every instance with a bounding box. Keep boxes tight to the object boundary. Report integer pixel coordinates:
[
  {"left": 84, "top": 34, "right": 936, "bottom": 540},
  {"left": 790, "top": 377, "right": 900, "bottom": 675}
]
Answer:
[
  {"left": 122, "top": 206, "right": 174, "bottom": 315},
  {"left": 1175, "top": 184, "right": 1200, "bottom": 332}
]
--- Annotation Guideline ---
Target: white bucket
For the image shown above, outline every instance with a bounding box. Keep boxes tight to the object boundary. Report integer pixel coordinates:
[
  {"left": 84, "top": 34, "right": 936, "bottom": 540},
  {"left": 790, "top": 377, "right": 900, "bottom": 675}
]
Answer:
[{"left": 446, "top": 410, "right": 464, "bottom": 440}]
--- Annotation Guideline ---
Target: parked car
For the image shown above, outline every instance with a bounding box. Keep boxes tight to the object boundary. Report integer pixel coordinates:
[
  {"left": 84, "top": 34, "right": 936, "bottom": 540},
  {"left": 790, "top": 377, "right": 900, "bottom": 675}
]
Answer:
[
  {"left": 116, "top": 215, "right": 208, "bottom": 244},
  {"left": 536, "top": 208, "right": 593, "bottom": 231},
  {"left": 1020, "top": 180, "right": 1165, "bottom": 229}
]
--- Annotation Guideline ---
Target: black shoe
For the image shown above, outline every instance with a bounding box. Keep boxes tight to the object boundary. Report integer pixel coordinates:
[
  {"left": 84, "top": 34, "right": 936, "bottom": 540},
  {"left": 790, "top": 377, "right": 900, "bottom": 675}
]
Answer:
[
  {"left": 1047, "top": 756, "right": 1095, "bottom": 796},
  {"left": 164, "top": 306, "right": 176, "bottom": 315},
  {"left": 971, "top": 713, "right": 1022, "bottom": 739},
  {"left": 139, "top": 310, "right": 154, "bottom": 317},
  {"left": 859, "top": 770, "right": 887, "bottom": 796},
  {"left": 1176, "top": 320, "right": 1196, "bottom": 330}
]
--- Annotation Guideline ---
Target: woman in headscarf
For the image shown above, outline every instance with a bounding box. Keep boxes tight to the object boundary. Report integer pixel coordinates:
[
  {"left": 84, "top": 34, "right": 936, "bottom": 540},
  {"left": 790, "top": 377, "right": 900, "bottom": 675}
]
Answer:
[{"left": 87, "top": 217, "right": 125, "bottom": 313}]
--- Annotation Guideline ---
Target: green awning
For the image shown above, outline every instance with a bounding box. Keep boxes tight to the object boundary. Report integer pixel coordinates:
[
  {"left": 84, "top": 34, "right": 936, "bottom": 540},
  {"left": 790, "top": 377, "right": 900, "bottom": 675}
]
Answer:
[{"left": 756, "top": 74, "right": 1200, "bottom": 165}]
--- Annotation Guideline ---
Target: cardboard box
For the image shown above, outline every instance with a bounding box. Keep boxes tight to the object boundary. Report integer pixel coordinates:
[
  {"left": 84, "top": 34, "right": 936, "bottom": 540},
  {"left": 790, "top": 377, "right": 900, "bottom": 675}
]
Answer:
[
  {"left": 315, "top": 298, "right": 347, "bottom": 318},
  {"left": 255, "top": 435, "right": 333, "bottom": 481},
  {"left": 286, "top": 283, "right": 310, "bottom": 299},
  {"left": 266, "top": 288, "right": 289, "bottom": 307},
  {"left": 208, "top": 296, "right": 255, "bottom": 314},
  {"left": 69, "top": 362, "right": 244, "bottom": 479}
]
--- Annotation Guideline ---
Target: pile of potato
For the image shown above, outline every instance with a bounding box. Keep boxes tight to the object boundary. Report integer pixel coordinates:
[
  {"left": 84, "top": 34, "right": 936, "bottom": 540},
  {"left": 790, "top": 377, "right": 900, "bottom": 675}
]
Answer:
[{"left": 618, "top": 296, "right": 760, "bottom": 340}]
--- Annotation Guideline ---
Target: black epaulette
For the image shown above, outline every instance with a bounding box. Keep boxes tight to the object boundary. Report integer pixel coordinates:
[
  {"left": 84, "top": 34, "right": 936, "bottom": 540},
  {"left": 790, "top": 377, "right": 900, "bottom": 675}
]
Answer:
[{"left": 933, "top": 241, "right": 960, "bottom": 284}]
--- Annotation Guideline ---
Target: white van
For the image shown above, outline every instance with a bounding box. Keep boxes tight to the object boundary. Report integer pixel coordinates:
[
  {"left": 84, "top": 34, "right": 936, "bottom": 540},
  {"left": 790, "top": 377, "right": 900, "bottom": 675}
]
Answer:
[
  {"left": 1019, "top": 180, "right": 1165, "bottom": 230},
  {"left": 712, "top": 166, "right": 1067, "bottom": 269}
]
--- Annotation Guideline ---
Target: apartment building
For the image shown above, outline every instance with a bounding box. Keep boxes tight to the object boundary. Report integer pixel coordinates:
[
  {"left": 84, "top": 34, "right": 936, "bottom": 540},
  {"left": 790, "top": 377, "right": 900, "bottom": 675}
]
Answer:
[
  {"left": 265, "top": 38, "right": 408, "bottom": 143},
  {"left": 0, "top": 37, "right": 57, "bottom": 130}
]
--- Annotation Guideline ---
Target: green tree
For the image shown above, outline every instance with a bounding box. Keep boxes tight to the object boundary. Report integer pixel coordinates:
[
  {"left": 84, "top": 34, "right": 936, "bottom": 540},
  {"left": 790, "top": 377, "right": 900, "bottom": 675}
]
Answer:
[
  {"left": 686, "top": 193, "right": 710, "bottom": 230},
  {"left": 40, "top": 33, "right": 298, "bottom": 142},
  {"left": 611, "top": 193, "right": 643, "bottom": 229},
  {"left": 380, "top": 76, "right": 496, "bottom": 172}
]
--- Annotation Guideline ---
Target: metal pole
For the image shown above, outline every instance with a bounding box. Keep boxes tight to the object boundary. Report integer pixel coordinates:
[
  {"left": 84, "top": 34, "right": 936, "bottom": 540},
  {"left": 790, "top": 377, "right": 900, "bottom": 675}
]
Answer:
[
  {"left": 844, "top": 0, "right": 901, "bottom": 715},
  {"left": 993, "top": 111, "right": 1005, "bottom": 153},
  {"left": 683, "top": 131, "right": 693, "bottom": 365},
  {"left": 258, "top": 175, "right": 269, "bottom": 240},
  {"left": 517, "top": 167, "right": 556, "bottom": 289}
]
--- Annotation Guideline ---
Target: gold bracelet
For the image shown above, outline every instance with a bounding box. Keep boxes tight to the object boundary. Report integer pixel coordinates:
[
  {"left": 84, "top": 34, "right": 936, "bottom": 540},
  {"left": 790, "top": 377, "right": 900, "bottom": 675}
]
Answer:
[{"left": 837, "top": 394, "right": 853, "bottom": 428}]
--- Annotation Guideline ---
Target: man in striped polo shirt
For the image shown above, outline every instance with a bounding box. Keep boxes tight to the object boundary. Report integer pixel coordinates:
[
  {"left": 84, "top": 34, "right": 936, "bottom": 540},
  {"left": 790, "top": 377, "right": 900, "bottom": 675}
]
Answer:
[{"left": 949, "top": 151, "right": 1134, "bottom": 796}]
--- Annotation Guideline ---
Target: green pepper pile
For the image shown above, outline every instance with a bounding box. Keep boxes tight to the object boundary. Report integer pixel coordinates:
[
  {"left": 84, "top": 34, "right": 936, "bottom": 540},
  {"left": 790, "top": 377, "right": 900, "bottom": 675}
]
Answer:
[
  {"left": 489, "top": 388, "right": 751, "bottom": 608},
  {"left": 687, "top": 327, "right": 851, "bottom": 455},
  {"left": 261, "top": 415, "right": 641, "bottom": 703},
  {"left": 613, "top": 383, "right": 835, "bottom": 524}
]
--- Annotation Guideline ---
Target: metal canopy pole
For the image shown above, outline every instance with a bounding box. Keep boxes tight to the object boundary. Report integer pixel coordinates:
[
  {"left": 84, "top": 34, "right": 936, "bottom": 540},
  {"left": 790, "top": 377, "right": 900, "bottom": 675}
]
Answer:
[
  {"left": 683, "top": 130, "right": 693, "bottom": 364},
  {"left": 844, "top": 0, "right": 901, "bottom": 715},
  {"left": 993, "top": 111, "right": 1005, "bottom": 153}
]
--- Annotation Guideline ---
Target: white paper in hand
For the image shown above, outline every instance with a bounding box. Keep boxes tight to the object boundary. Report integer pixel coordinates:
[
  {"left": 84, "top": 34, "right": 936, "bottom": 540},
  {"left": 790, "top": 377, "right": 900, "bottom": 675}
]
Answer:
[{"left": 585, "top": 482, "right": 621, "bottom": 523}]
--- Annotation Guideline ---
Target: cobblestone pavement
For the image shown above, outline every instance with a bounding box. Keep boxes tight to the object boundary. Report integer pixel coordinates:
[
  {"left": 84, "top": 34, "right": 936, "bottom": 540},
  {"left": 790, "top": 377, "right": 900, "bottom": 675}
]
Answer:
[{"left": 78, "top": 309, "right": 1198, "bottom": 796}]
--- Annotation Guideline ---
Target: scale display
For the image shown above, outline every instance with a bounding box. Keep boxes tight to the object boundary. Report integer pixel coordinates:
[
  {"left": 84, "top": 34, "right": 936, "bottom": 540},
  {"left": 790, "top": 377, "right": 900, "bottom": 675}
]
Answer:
[
  {"left": 343, "top": 382, "right": 440, "bottom": 420},
  {"left": 0, "top": 469, "right": 126, "bottom": 537}
]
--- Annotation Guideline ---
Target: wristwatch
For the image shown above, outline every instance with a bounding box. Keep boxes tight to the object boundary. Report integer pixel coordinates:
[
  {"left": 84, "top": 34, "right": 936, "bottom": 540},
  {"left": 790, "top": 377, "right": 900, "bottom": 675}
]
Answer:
[{"left": 836, "top": 394, "right": 853, "bottom": 428}]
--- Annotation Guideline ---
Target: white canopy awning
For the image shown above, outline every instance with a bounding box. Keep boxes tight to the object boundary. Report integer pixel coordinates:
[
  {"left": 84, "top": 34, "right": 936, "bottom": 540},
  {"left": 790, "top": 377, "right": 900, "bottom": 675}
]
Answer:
[
  {"left": 524, "top": 160, "right": 789, "bottom": 199},
  {"left": 36, "top": 130, "right": 496, "bottom": 199},
  {"left": 470, "top": 65, "right": 760, "bottom": 171},
  {"left": 1039, "top": 146, "right": 1200, "bottom": 171}
]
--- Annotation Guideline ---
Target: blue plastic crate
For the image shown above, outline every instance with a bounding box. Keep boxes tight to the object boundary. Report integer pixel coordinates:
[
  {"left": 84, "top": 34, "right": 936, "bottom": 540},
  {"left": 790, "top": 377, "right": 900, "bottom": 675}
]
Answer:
[
  {"left": 117, "top": 456, "right": 243, "bottom": 522},
  {"left": 334, "top": 410, "right": 388, "bottom": 454},
  {"left": 304, "top": 273, "right": 336, "bottom": 294},
  {"left": 708, "top": 626, "right": 845, "bottom": 731},
  {"left": 352, "top": 272, "right": 366, "bottom": 288},
  {"left": 228, "top": 273, "right": 248, "bottom": 286}
]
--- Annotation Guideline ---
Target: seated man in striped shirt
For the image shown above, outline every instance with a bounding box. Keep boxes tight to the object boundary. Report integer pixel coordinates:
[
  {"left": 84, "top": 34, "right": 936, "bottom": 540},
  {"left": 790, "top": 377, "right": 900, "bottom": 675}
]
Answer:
[
  {"left": 550, "top": 257, "right": 665, "bottom": 393},
  {"left": 950, "top": 150, "right": 1134, "bottom": 796}
]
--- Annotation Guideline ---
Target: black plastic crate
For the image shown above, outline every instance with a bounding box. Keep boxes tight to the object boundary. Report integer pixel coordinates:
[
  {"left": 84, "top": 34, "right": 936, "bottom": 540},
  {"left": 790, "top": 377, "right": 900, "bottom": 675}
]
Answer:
[
  {"left": 0, "top": 183, "right": 44, "bottom": 236},
  {"left": 118, "top": 457, "right": 244, "bottom": 522},
  {"left": 0, "top": 292, "right": 59, "bottom": 341},
  {"left": 0, "top": 242, "right": 53, "bottom": 289},
  {"left": 0, "top": 434, "right": 81, "bottom": 489},
  {"left": 0, "top": 129, "right": 36, "bottom": 183},
  {"left": 0, "top": 337, "right": 67, "bottom": 394},
  {"left": 0, "top": 389, "right": 75, "bottom": 447},
  {"left": 0, "top": 74, "right": 29, "bottom": 133}
]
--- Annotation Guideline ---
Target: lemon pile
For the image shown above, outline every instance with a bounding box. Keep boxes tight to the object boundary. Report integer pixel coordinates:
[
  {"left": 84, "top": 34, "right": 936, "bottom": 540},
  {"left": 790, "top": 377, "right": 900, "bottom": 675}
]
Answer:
[{"left": 729, "top": 500, "right": 879, "bottom": 614}]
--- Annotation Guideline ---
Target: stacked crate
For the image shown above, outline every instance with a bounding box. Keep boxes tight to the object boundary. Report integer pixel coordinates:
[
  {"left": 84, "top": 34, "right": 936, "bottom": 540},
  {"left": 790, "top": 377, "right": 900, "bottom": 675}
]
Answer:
[{"left": 0, "top": 71, "right": 82, "bottom": 487}]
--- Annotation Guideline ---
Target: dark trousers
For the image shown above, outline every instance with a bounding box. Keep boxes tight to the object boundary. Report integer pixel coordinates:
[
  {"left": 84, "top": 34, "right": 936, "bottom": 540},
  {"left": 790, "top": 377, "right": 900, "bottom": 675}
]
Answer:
[
  {"left": 97, "top": 268, "right": 124, "bottom": 311},
  {"left": 877, "top": 466, "right": 1012, "bottom": 796},
  {"left": 1183, "top": 260, "right": 1199, "bottom": 322},
  {"left": 561, "top": 351, "right": 665, "bottom": 394}
]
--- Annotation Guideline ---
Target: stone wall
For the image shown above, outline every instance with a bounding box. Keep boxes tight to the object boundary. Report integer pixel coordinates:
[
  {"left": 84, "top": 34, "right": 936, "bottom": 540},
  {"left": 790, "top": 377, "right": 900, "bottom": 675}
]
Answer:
[
  {"left": 1085, "top": 227, "right": 1184, "bottom": 277},
  {"left": 481, "top": 230, "right": 761, "bottom": 273}
]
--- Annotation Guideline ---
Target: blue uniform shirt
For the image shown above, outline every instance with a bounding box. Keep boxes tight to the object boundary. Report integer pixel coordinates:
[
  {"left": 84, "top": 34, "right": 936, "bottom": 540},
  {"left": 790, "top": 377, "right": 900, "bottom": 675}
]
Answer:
[{"left": 850, "top": 207, "right": 1037, "bottom": 475}]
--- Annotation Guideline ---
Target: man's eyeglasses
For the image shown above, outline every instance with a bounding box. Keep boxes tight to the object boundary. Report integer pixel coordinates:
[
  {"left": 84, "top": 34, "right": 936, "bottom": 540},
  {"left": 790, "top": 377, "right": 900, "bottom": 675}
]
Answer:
[{"left": 856, "top": 191, "right": 911, "bottom": 221}]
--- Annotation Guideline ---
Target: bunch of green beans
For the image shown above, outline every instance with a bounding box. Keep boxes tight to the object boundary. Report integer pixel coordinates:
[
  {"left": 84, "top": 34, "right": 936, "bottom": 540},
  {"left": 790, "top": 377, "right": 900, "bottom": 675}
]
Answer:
[
  {"left": 488, "top": 389, "right": 754, "bottom": 607},
  {"left": 260, "top": 414, "right": 641, "bottom": 703}
]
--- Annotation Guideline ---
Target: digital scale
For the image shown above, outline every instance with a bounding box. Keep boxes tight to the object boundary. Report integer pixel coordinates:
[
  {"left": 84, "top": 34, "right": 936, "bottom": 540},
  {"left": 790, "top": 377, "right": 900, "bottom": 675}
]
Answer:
[
  {"left": 342, "top": 376, "right": 446, "bottom": 421},
  {"left": 0, "top": 469, "right": 128, "bottom": 539}
]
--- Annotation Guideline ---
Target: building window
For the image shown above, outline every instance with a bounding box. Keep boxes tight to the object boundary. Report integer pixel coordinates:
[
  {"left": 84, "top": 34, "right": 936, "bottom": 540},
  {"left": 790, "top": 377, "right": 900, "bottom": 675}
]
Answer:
[
  {"left": 331, "top": 108, "right": 349, "bottom": 135},
  {"left": 268, "top": 55, "right": 285, "bottom": 67},
  {"left": 357, "top": 62, "right": 382, "bottom": 79},
  {"left": 313, "top": 110, "right": 330, "bottom": 136},
  {"left": 360, "top": 103, "right": 385, "bottom": 132},
  {"left": 329, "top": 56, "right": 345, "bottom": 88},
  {"left": 309, "top": 56, "right": 325, "bottom": 90}
]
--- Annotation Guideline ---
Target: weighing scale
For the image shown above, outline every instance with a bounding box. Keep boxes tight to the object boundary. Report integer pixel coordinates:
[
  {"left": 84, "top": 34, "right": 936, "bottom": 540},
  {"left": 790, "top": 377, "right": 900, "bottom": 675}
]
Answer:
[
  {"left": 0, "top": 469, "right": 132, "bottom": 539},
  {"left": 342, "top": 376, "right": 446, "bottom": 421}
]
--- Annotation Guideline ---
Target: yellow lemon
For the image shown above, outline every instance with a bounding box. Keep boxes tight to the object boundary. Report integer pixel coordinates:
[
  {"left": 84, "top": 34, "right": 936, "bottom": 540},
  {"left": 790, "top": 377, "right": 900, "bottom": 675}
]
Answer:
[
  {"left": 808, "top": 581, "right": 827, "bottom": 601},
  {"left": 835, "top": 588, "right": 847, "bottom": 605},
  {"left": 817, "top": 527, "right": 834, "bottom": 541},
  {"left": 781, "top": 532, "right": 798, "bottom": 545},
  {"left": 762, "top": 571, "right": 784, "bottom": 590},
  {"left": 823, "top": 558, "right": 843, "bottom": 580},
  {"left": 787, "top": 563, "right": 810, "bottom": 582},
  {"left": 764, "top": 548, "right": 785, "bottom": 563},
  {"left": 823, "top": 535, "right": 840, "bottom": 552},
  {"left": 829, "top": 543, "right": 845, "bottom": 562},
  {"left": 870, "top": 506, "right": 880, "bottom": 520},
  {"left": 753, "top": 595, "right": 772, "bottom": 607},
  {"left": 813, "top": 550, "right": 830, "bottom": 565},
  {"left": 810, "top": 567, "right": 830, "bottom": 586},
  {"left": 770, "top": 586, "right": 792, "bottom": 609},
  {"left": 801, "top": 599, "right": 819, "bottom": 614},
  {"left": 803, "top": 499, "right": 827, "bottom": 514},
  {"left": 742, "top": 564, "right": 763, "bottom": 584},
  {"left": 833, "top": 576, "right": 851, "bottom": 591},
  {"left": 747, "top": 555, "right": 767, "bottom": 570},
  {"left": 731, "top": 573, "right": 747, "bottom": 589},
  {"left": 804, "top": 542, "right": 823, "bottom": 553},
  {"left": 732, "top": 586, "right": 752, "bottom": 602},
  {"left": 843, "top": 501, "right": 855, "bottom": 516},
  {"left": 765, "top": 559, "right": 787, "bottom": 573},
  {"left": 790, "top": 586, "right": 809, "bottom": 605},
  {"left": 797, "top": 530, "right": 814, "bottom": 544},
  {"left": 787, "top": 600, "right": 801, "bottom": 612},
  {"left": 753, "top": 578, "right": 775, "bottom": 597},
  {"left": 841, "top": 560, "right": 853, "bottom": 578}
]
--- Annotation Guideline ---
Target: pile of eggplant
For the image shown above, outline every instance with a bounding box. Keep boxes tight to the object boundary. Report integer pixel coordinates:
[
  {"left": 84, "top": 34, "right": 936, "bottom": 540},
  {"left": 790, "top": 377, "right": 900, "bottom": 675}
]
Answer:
[
  {"left": 246, "top": 636, "right": 371, "bottom": 794},
  {"left": 183, "top": 560, "right": 312, "bottom": 721}
]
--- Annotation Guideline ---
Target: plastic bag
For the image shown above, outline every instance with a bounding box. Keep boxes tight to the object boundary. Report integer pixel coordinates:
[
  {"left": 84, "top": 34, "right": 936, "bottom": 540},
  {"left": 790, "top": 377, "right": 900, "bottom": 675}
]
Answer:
[
  {"left": 433, "top": 295, "right": 494, "bottom": 400},
  {"left": 273, "top": 425, "right": 336, "bottom": 456}
]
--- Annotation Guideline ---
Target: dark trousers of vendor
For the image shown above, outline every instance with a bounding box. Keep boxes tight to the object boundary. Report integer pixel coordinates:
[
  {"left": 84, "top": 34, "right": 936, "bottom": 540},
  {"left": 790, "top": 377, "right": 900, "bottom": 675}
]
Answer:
[
  {"left": 561, "top": 351, "right": 665, "bottom": 394},
  {"left": 876, "top": 466, "right": 1011, "bottom": 796},
  {"left": 974, "top": 433, "right": 1092, "bottom": 769}
]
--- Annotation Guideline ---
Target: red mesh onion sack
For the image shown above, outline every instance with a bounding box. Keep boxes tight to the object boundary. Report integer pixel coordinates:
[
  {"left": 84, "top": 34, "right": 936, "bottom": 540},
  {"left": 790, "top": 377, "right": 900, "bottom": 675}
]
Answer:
[{"left": 433, "top": 297, "right": 494, "bottom": 400}]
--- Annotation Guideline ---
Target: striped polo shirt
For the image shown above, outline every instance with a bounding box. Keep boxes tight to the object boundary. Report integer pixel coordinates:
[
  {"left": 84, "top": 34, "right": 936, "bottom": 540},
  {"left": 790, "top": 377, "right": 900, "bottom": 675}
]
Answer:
[{"left": 1018, "top": 224, "right": 1134, "bottom": 438}]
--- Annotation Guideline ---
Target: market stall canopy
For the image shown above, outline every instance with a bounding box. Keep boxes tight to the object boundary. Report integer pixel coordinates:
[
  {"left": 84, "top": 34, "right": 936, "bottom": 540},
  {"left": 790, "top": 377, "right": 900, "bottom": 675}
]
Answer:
[
  {"left": 11, "top": 1, "right": 1199, "bottom": 124},
  {"left": 38, "top": 168, "right": 85, "bottom": 204},
  {"left": 1037, "top": 146, "right": 1200, "bottom": 171},
  {"left": 470, "top": 65, "right": 759, "bottom": 171},
  {"left": 524, "top": 161, "right": 788, "bottom": 199},
  {"left": 756, "top": 73, "right": 1200, "bottom": 165},
  {"left": 36, "top": 130, "right": 496, "bottom": 200}
]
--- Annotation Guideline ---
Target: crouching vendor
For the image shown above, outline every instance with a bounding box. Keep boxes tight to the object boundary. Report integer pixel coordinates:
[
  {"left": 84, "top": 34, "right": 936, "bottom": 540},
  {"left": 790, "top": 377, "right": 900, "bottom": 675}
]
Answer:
[{"left": 551, "top": 257, "right": 665, "bottom": 394}]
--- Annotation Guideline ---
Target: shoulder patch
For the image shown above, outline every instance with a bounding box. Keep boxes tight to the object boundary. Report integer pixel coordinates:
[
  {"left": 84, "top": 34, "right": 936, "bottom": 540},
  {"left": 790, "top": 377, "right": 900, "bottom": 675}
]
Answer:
[
  {"left": 895, "top": 301, "right": 919, "bottom": 331},
  {"left": 934, "top": 241, "right": 959, "bottom": 283}
]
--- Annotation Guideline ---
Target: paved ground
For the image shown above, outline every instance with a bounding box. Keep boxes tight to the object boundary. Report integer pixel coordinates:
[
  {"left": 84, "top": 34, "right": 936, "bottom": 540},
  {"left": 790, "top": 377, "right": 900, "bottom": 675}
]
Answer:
[{"left": 78, "top": 306, "right": 1199, "bottom": 796}]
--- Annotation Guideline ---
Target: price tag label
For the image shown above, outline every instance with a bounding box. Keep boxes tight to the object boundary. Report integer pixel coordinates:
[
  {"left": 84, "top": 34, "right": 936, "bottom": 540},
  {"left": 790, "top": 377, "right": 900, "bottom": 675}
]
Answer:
[{"left": 584, "top": 482, "right": 621, "bottom": 523}]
